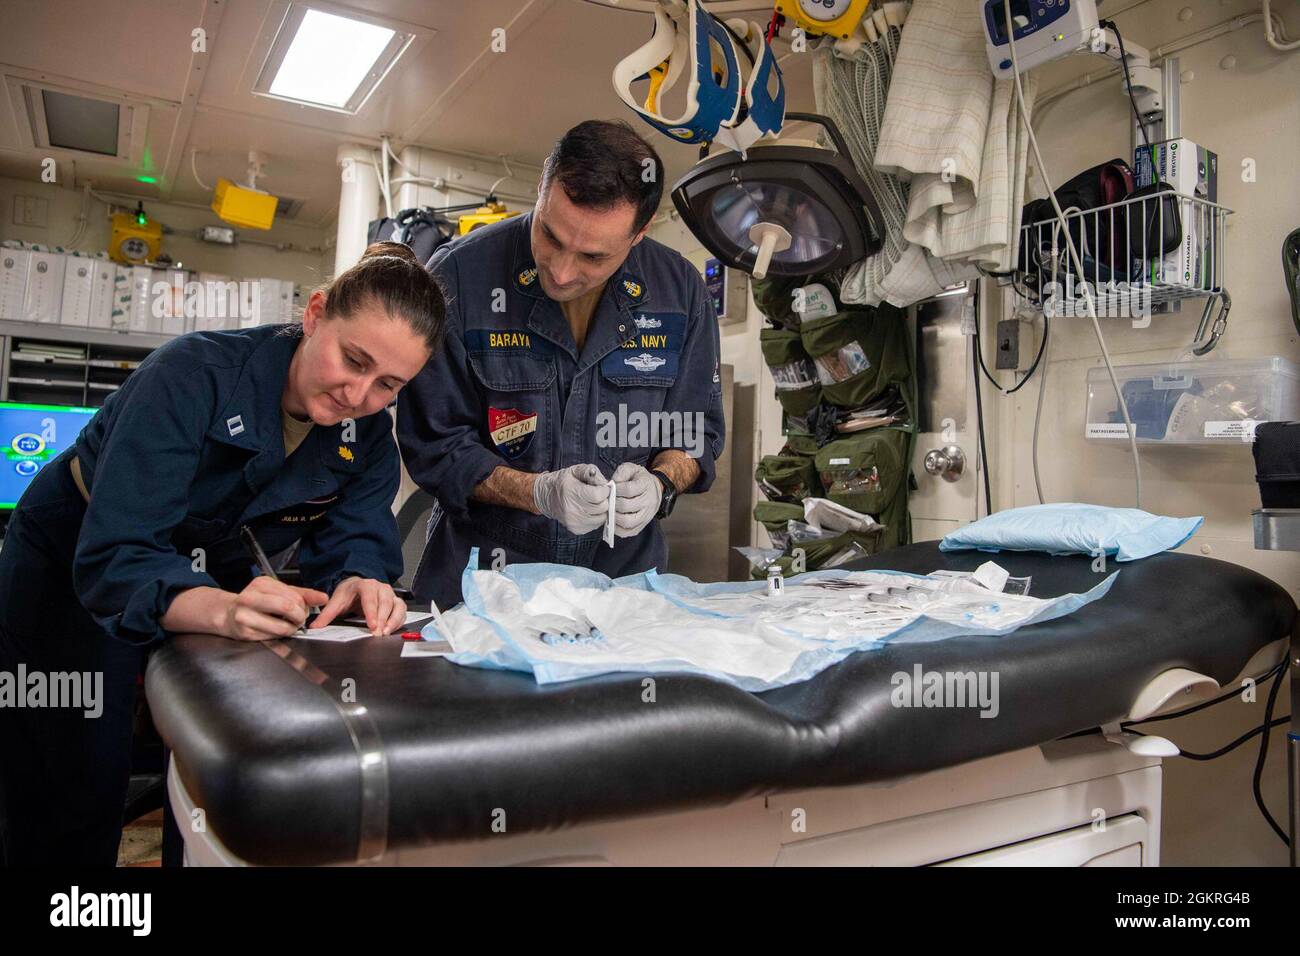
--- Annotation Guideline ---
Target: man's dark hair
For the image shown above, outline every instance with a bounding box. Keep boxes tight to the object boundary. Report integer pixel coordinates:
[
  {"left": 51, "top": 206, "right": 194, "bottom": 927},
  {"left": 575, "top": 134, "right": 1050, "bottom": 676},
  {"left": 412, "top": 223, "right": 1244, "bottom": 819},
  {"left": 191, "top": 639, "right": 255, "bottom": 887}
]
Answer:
[{"left": 540, "top": 119, "right": 664, "bottom": 235}]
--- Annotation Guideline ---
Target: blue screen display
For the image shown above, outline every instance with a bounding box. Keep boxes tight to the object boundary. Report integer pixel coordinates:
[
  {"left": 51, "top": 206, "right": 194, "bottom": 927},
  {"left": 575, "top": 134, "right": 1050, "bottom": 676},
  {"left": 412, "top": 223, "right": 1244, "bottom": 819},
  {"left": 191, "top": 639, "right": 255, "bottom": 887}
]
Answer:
[
  {"left": 0, "top": 402, "right": 96, "bottom": 509},
  {"left": 704, "top": 257, "right": 725, "bottom": 318}
]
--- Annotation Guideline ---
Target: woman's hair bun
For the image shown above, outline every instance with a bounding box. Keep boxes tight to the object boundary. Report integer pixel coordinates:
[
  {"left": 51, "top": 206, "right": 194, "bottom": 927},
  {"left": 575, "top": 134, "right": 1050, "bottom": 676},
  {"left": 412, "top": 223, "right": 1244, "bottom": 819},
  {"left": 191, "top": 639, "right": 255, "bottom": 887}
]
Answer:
[
  {"left": 318, "top": 240, "right": 447, "bottom": 354},
  {"left": 360, "top": 241, "right": 418, "bottom": 265}
]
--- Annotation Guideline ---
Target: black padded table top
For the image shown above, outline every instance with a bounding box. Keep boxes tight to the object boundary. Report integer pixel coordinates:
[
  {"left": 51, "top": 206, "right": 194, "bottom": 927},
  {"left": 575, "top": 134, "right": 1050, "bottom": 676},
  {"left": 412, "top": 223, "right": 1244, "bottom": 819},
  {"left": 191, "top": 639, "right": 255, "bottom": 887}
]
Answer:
[{"left": 145, "top": 542, "right": 1296, "bottom": 865}]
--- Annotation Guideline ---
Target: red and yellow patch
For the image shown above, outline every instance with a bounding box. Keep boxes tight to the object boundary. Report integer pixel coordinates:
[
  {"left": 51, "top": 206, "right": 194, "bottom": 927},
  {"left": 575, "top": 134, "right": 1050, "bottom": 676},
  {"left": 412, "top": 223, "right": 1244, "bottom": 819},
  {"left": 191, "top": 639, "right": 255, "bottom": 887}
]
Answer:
[{"left": 488, "top": 407, "right": 538, "bottom": 460}]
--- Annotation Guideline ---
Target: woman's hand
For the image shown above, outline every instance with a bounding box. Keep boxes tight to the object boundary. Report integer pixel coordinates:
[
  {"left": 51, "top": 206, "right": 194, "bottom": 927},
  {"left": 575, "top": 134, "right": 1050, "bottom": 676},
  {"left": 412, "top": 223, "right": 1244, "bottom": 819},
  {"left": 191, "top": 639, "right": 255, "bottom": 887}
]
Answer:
[
  {"left": 309, "top": 576, "right": 406, "bottom": 635},
  {"left": 163, "top": 581, "right": 328, "bottom": 641},
  {"left": 221, "top": 578, "right": 329, "bottom": 641}
]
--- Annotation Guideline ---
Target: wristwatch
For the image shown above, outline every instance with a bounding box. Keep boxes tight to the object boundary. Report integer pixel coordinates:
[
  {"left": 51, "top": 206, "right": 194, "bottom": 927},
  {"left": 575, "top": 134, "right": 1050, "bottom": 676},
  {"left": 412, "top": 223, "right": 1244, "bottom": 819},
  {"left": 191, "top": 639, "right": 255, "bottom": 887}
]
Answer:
[{"left": 652, "top": 469, "right": 678, "bottom": 519}]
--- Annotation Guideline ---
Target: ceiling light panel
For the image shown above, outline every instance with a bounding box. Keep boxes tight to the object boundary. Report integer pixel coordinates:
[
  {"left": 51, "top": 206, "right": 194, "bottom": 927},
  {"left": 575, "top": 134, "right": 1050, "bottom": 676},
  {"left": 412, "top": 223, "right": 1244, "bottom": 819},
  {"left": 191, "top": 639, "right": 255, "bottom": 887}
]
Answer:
[{"left": 253, "top": 4, "right": 415, "bottom": 114}]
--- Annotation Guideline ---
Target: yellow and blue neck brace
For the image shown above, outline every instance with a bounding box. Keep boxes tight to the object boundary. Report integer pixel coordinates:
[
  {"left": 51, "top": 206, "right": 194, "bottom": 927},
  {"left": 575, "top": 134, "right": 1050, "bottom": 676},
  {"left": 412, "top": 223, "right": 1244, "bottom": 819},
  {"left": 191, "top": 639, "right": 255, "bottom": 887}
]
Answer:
[{"left": 612, "top": 0, "right": 784, "bottom": 150}]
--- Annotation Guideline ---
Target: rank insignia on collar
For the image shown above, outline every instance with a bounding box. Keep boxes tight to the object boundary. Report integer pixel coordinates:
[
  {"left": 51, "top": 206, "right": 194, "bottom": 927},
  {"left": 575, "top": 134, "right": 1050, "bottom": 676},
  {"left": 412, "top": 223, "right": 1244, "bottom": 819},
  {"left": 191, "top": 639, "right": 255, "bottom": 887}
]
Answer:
[
  {"left": 517, "top": 267, "right": 538, "bottom": 287},
  {"left": 337, "top": 445, "right": 354, "bottom": 462},
  {"left": 621, "top": 276, "right": 647, "bottom": 303}
]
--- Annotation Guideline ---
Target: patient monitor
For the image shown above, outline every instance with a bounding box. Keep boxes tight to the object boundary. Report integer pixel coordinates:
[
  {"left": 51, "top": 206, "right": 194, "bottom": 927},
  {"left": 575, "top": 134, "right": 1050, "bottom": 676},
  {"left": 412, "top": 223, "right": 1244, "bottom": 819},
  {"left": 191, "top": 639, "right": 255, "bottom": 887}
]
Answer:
[{"left": 983, "top": 0, "right": 1100, "bottom": 78}]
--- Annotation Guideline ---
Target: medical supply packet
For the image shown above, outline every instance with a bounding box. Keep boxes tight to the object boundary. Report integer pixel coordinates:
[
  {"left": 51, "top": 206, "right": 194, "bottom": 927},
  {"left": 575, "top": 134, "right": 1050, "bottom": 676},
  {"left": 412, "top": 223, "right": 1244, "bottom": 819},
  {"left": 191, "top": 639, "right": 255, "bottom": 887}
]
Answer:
[{"left": 421, "top": 551, "right": 1117, "bottom": 691}]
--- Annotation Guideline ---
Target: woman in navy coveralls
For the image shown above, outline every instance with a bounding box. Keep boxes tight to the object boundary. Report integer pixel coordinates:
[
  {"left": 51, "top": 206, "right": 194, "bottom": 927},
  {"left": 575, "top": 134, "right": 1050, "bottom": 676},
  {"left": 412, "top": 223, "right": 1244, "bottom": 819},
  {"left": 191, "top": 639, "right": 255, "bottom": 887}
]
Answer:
[{"left": 0, "top": 242, "right": 445, "bottom": 865}]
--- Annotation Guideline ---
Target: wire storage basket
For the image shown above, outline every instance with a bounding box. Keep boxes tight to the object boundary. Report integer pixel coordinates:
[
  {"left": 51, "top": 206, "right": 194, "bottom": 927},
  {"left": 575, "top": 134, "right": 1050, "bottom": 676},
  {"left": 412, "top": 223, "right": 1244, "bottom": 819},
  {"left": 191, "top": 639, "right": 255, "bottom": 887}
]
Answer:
[{"left": 1012, "top": 190, "right": 1232, "bottom": 316}]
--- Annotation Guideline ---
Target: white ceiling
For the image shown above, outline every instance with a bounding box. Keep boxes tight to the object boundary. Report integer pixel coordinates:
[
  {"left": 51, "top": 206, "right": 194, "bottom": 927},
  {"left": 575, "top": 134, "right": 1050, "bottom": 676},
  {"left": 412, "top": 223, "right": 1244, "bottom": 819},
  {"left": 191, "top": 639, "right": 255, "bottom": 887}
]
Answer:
[{"left": 0, "top": 0, "right": 812, "bottom": 229}]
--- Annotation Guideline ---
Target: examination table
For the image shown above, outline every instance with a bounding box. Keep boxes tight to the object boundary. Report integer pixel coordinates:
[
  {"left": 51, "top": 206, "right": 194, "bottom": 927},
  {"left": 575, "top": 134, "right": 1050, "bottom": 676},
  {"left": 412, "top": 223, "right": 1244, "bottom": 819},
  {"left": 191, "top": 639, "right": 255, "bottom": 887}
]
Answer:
[{"left": 145, "top": 541, "right": 1296, "bottom": 866}]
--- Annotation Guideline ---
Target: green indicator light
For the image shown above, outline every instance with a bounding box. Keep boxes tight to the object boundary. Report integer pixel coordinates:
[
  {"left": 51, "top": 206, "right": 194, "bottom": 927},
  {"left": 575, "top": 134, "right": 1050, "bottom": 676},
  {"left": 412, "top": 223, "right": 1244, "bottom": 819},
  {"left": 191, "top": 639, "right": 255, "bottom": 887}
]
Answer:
[{"left": 137, "top": 175, "right": 158, "bottom": 184}]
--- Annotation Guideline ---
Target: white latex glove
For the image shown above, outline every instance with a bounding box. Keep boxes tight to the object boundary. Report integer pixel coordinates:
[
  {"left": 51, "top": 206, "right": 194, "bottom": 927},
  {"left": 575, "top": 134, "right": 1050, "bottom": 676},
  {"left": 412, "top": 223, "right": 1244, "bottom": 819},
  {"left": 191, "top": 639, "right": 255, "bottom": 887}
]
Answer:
[
  {"left": 533, "top": 463, "right": 610, "bottom": 534},
  {"left": 612, "top": 462, "right": 663, "bottom": 538}
]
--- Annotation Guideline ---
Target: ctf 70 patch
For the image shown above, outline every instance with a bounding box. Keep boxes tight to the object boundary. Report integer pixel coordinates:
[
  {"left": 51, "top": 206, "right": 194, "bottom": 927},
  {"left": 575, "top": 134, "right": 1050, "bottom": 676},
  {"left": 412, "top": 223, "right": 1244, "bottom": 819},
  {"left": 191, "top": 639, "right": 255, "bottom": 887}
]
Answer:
[{"left": 488, "top": 406, "right": 538, "bottom": 459}]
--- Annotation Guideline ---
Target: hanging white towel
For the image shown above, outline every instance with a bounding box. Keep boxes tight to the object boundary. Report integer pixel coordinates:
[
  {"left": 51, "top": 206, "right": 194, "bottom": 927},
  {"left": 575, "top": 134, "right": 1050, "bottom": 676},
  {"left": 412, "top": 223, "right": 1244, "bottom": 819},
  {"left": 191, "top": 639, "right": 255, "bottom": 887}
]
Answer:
[
  {"left": 875, "top": 0, "right": 1038, "bottom": 272},
  {"left": 821, "top": 0, "right": 1038, "bottom": 306}
]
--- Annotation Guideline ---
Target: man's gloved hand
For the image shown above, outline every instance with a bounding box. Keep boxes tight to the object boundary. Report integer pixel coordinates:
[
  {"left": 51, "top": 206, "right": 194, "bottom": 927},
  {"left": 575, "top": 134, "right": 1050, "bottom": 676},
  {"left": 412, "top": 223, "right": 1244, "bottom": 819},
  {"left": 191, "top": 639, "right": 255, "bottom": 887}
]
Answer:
[
  {"left": 533, "top": 463, "right": 610, "bottom": 534},
  {"left": 612, "top": 462, "right": 663, "bottom": 538}
]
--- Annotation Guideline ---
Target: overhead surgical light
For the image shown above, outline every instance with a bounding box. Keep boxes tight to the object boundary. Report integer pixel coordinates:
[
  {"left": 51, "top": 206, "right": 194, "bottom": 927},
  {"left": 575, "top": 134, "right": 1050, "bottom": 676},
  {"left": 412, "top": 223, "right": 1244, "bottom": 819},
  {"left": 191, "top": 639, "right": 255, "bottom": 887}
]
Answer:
[{"left": 670, "top": 112, "right": 883, "bottom": 279}]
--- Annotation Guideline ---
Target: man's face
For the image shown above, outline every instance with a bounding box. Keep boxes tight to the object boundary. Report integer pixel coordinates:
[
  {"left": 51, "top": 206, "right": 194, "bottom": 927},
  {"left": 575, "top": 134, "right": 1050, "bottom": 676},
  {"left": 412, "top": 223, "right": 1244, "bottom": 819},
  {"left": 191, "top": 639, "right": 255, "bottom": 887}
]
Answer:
[{"left": 530, "top": 182, "right": 647, "bottom": 303}]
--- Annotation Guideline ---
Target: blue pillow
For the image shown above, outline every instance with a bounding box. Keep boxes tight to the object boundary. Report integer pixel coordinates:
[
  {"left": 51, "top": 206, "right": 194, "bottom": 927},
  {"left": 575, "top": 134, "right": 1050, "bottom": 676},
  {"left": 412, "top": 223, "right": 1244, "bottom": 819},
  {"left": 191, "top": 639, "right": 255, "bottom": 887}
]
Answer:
[{"left": 939, "top": 503, "right": 1203, "bottom": 562}]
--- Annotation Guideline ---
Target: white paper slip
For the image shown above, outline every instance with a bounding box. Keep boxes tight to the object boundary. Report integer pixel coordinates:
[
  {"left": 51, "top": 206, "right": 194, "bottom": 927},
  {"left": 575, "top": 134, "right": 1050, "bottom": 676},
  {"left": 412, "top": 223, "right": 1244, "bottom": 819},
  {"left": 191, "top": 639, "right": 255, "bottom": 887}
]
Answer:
[
  {"left": 604, "top": 478, "right": 616, "bottom": 548},
  {"left": 401, "top": 639, "right": 454, "bottom": 658},
  {"left": 299, "top": 611, "right": 435, "bottom": 641},
  {"left": 294, "top": 625, "right": 372, "bottom": 642},
  {"left": 339, "top": 610, "right": 435, "bottom": 629}
]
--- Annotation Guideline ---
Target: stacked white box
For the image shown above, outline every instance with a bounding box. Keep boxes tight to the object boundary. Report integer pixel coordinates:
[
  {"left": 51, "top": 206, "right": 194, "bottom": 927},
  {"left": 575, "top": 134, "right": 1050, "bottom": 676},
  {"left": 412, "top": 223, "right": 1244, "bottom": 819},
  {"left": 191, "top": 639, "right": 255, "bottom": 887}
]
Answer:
[
  {"left": 154, "top": 268, "right": 189, "bottom": 336},
  {"left": 60, "top": 254, "right": 96, "bottom": 326},
  {"left": 0, "top": 248, "right": 29, "bottom": 319},
  {"left": 252, "top": 278, "right": 281, "bottom": 328},
  {"left": 195, "top": 272, "right": 235, "bottom": 332},
  {"left": 127, "top": 265, "right": 159, "bottom": 334},
  {"left": 279, "top": 282, "right": 295, "bottom": 324},
  {"left": 236, "top": 280, "right": 258, "bottom": 329},
  {"left": 111, "top": 266, "right": 133, "bottom": 331},
  {"left": 24, "top": 250, "right": 66, "bottom": 323},
  {"left": 87, "top": 258, "right": 116, "bottom": 329}
]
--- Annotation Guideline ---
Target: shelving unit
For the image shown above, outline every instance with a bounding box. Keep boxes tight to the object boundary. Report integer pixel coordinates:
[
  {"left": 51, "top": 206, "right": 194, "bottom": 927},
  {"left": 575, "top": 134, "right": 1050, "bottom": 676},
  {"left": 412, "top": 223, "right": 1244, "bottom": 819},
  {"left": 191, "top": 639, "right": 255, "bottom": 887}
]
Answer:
[
  {"left": 1012, "top": 190, "right": 1232, "bottom": 315},
  {"left": 0, "top": 320, "right": 162, "bottom": 407}
]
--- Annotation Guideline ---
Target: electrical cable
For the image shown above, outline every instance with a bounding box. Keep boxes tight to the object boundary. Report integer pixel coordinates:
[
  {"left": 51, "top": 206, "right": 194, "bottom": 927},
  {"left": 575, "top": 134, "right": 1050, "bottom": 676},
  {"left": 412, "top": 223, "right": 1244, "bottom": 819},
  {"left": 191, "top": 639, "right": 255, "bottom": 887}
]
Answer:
[
  {"left": 1007, "top": 313, "right": 1049, "bottom": 394},
  {"left": 1035, "top": 9, "right": 1294, "bottom": 124},
  {"left": 190, "top": 149, "right": 212, "bottom": 191},
  {"left": 1101, "top": 19, "right": 1155, "bottom": 172},
  {"left": 973, "top": 302, "right": 1050, "bottom": 396},
  {"left": 376, "top": 140, "right": 394, "bottom": 220},
  {"left": 1263, "top": 0, "right": 1300, "bottom": 51},
  {"left": 1130, "top": 716, "right": 1290, "bottom": 762},
  {"left": 1066, "top": 656, "right": 1291, "bottom": 845},
  {"left": 1004, "top": 0, "right": 1143, "bottom": 509},
  {"left": 1251, "top": 651, "right": 1290, "bottom": 844},
  {"left": 971, "top": 293, "right": 993, "bottom": 518},
  {"left": 972, "top": 314, "right": 1004, "bottom": 393},
  {"left": 1121, "top": 659, "right": 1291, "bottom": 846},
  {"left": 63, "top": 181, "right": 91, "bottom": 249},
  {"left": 1030, "top": 297, "right": 1051, "bottom": 503},
  {"left": 487, "top": 155, "right": 517, "bottom": 197}
]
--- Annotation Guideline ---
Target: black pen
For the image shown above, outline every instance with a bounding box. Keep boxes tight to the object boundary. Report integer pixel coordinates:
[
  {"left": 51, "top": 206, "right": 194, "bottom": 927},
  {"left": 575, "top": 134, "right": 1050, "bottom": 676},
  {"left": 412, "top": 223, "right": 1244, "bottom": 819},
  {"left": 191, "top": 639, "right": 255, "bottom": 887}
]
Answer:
[{"left": 240, "top": 525, "right": 316, "bottom": 633}]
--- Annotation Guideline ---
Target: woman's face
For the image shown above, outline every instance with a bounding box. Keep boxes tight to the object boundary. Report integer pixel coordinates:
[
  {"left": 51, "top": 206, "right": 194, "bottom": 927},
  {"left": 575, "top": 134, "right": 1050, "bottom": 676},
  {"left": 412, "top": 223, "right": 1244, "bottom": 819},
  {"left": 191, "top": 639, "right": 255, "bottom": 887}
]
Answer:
[{"left": 287, "top": 289, "right": 431, "bottom": 425}]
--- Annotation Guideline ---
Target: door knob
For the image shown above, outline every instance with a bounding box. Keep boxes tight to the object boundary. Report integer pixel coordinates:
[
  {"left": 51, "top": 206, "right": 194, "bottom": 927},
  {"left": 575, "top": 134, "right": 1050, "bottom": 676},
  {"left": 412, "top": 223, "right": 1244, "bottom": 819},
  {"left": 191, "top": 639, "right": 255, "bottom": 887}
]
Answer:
[{"left": 923, "top": 445, "right": 966, "bottom": 482}]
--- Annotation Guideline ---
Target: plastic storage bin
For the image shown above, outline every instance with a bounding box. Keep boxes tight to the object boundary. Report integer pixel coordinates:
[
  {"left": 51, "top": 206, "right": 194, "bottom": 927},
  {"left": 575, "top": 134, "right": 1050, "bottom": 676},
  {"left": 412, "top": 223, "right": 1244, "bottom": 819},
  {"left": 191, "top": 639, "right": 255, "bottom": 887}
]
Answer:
[{"left": 1084, "top": 356, "right": 1300, "bottom": 444}]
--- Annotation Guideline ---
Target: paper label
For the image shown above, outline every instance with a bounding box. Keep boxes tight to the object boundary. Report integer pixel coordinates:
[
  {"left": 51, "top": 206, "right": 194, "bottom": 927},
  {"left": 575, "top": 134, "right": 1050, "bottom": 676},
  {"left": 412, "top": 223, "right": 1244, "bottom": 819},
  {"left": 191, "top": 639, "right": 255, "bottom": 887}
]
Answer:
[
  {"left": 793, "top": 283, "right": 837, "bottom": 322},
  {"left": 1204, "top": 420, "right": 1258, "bottom": 440},
  {"left": 1087, "top": 423, "right": 1137, "bottom": 438}
]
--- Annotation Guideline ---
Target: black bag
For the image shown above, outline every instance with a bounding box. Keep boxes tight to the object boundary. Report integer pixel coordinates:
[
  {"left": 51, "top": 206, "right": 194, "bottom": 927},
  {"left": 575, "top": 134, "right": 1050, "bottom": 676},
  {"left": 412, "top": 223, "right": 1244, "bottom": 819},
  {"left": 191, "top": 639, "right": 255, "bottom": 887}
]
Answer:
[
  {"left": 1253, "top": 421, "right": 1300, "bottom": 507},
  {"left": 1022, "top": 158, "right": 1182, "bottom": 285},
  {"left": 1023, "top": 159, "right": 1142, "bottom": 280},
  {"left": 367, "top": 208, "right": 456, "bottom": 266}
]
